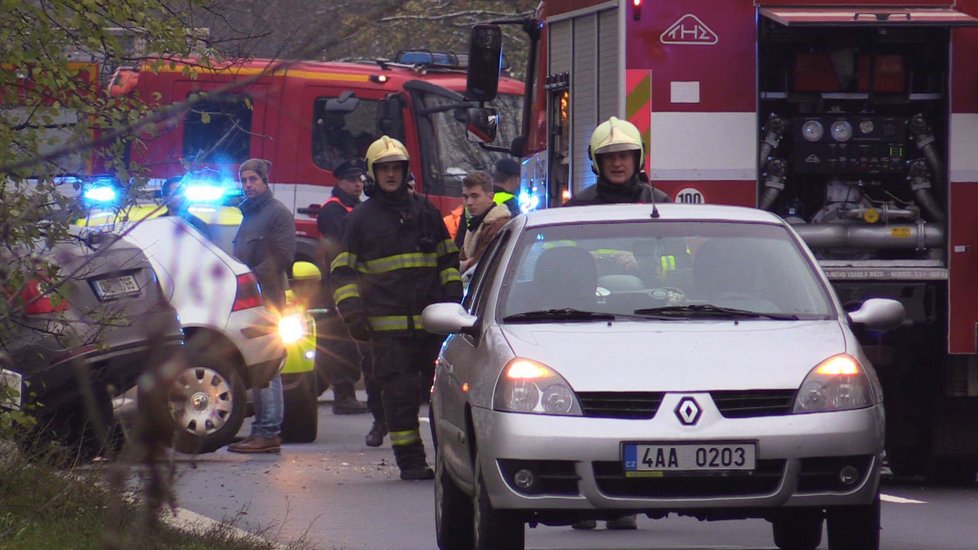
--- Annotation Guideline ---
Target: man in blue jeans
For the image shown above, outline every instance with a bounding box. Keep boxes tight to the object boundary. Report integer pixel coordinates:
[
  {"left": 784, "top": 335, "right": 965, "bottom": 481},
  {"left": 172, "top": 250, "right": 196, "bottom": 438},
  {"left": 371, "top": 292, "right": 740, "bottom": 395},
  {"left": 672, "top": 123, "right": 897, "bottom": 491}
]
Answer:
[{"left": 227, "top": 158, "right": 296, "bottom": 454}]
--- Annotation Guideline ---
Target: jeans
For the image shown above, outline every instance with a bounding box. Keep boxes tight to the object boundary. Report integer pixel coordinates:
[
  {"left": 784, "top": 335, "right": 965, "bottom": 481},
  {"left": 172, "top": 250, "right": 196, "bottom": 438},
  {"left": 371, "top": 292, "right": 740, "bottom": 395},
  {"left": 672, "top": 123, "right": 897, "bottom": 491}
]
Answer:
[{"left": 250, "top": 373, "right": 283, "bottom": 438}]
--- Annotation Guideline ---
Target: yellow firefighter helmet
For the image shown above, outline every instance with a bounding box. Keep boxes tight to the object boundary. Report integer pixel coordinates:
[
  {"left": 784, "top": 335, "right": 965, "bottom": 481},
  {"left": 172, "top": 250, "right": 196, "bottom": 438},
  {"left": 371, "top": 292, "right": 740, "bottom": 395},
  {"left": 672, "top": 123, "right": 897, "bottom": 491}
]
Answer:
[
  {"left": 588, "top": 116, "right": 645, "bottom": 175},
  {"left": 365, "top": 135, "right": 410, "bottom": 181}
]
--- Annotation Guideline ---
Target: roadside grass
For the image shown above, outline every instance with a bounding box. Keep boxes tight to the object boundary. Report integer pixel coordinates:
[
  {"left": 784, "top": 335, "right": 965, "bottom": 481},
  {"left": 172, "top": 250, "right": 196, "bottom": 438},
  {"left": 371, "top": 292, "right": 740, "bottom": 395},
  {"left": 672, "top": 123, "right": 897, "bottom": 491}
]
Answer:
[{"left": 0, "top": 438, "right": 307, "bottom": 549}]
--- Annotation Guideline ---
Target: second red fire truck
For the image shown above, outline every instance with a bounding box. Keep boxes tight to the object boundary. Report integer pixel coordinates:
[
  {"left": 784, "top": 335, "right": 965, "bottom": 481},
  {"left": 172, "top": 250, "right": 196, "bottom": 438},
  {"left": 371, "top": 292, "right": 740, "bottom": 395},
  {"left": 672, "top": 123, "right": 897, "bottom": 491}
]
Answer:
[{"left": 470, "top": 0, "right": 978, "bottom": 481}]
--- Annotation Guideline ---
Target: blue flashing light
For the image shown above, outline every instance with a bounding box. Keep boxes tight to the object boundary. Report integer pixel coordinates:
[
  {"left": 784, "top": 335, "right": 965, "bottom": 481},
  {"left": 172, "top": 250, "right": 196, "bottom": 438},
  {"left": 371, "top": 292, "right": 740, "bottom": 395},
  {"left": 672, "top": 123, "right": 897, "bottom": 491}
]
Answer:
[
  {"left": 518, "top": 190, "right": 540, "bottom": 213},
  {"left": 183, "top": 182, "right": 227, "bottom": 203},
  {"left": 83, "top": 185, "right": 119, "bottom": 204}
]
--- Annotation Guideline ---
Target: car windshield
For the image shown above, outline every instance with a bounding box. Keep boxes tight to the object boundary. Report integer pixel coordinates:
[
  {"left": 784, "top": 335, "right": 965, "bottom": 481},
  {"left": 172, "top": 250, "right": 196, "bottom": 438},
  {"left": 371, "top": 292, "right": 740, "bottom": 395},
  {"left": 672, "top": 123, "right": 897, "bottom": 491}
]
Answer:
[{"left": 500, "top": 221, "right": 835, "bottom": 321}]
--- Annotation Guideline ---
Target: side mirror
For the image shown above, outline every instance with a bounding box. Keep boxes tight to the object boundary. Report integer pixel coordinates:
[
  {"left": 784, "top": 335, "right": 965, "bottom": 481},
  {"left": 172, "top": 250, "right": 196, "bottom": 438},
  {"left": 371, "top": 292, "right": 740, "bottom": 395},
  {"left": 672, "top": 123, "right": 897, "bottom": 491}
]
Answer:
[
  {"left": 325, "top": 91, "right": 360, "bottom": 114},
  {"left": 422, "top": 302, "right": 477, "bottom": 335},
  {"left": 377, "top": 92, "right": 404, "bottom": 137},
  {"left": 465, "top": 107, "right": 499, "bottom": 144},
  {"left": 847, "top": 298, "right": 905, "bottom": 330},
  {"left": 466, "top": 24, "right": 502, "bottom": 103}
]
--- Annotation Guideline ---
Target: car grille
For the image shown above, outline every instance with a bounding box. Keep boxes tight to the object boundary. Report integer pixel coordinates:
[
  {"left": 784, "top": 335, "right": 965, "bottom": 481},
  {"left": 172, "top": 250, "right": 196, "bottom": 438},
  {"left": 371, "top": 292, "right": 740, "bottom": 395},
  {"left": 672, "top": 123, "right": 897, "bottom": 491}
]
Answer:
[
  {"left": 577, "top": 392, "right": 664, "bottom": 419},
  {"left": 592, "top": 459, "right": 786, "bottom": 498},
  {"left": 710, "top": 390, "right": 796, "bottom": 418}
]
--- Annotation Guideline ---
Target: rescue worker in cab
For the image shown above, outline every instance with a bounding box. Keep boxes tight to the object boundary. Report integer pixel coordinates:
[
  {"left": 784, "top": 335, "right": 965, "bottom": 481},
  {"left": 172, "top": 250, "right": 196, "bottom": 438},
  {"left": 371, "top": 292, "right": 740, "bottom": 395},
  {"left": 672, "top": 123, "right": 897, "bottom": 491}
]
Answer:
[
  {"left": 563, "top": 116, "right": 670, "bottom": 206},
  {"left": 316, "top": 159, "right": 390, "bottom": 448},
  {"left": 329, "top": 136, "right": 462, "bottom": 480}
]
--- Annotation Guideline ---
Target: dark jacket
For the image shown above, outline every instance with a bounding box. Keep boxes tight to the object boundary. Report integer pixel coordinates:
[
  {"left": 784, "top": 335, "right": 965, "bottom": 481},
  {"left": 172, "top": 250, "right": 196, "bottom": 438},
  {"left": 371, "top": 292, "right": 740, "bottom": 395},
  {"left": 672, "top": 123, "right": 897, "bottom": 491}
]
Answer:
[
  {"left": 316, "top": 186, "right": 360, "bottom": 309},
  {"left": 316, "top": 186, "right": 360, "bottom": 239},
  {"left": 233, "top": 191, "right": 296, "bottom": 310},
  {"left": 329, "top": 186, "right": 462, "bottom": 339},
  {"left": 564, "top": 175, "right": 671, "bottom": 206}
]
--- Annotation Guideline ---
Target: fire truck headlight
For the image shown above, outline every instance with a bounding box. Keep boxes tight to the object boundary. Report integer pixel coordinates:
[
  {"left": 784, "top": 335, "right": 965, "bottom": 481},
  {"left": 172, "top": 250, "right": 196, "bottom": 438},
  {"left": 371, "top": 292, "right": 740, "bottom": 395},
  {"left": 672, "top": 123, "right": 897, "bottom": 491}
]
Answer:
[
  {"left": 801, "top": 120, "right": 824, "bottom": 142},
  {"left": 493, "top": 358, "right": 583, "bottom": 416},
  {"left": 278, "top": 312, "right": 307, "bottom": 345},
  {"left": 793, "top": 354, "right": 878, "bottom": 413},
  {"left": 830, "top": 120, "right": 853, "bottom": 142}
]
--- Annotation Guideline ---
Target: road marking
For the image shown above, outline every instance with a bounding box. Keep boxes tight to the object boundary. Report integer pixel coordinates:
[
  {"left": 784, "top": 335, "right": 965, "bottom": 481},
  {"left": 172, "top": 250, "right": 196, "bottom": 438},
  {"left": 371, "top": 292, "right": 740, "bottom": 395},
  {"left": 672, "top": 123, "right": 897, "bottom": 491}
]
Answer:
[{"left": 881, "top": 493, "right": 926, "bottom": 504}]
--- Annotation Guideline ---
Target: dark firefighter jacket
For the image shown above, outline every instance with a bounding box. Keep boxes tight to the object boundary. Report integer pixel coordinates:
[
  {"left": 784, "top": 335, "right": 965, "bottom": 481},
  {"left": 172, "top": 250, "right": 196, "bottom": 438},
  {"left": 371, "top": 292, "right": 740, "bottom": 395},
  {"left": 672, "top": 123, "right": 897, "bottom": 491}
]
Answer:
[
  {"left": 563, "top": 175, "right": 671, "bottom": 206},
  {"left": 232, "top": 190, "right": 296, "bottom": 310},
  {"left": 317, "top": 186, "right": 360, "bottom": 309},
  {"left": 330, "top": 190, "right": 462, "bottom": 338}
]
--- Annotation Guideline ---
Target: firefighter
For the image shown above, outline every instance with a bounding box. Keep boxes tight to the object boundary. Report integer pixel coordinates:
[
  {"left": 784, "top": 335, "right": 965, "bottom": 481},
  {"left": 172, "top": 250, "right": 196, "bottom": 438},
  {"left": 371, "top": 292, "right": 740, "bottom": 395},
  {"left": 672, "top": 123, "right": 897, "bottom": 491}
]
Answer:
[
  {"left": 329, "top": 136, "right": 462, "bottom": 480},
  {"left": 564, "top": 116, "right": 670, "bottom": 206},
  {"left": 566, "top": 118, "right": 671, "bottom": 530}
]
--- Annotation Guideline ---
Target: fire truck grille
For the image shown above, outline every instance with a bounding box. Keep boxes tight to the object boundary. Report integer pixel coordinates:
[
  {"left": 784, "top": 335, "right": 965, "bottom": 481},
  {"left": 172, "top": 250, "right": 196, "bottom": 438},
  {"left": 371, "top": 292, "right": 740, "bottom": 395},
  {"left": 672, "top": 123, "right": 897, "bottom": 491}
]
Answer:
[
  {"left": 593, "top": 459, "right": 786, "bottom": 498},
  {"left": 577, "top": 392, "right": 664, "bottom": 419},
  {"left": 710, "top": 390, "right": 797, "bottom": 418}
]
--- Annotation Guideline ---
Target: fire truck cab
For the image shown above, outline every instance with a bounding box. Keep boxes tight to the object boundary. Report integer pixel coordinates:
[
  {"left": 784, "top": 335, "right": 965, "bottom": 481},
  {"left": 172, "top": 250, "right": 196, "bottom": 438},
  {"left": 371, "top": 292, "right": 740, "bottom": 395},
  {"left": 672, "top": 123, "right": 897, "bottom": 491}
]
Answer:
[
  {"left": 471, "top": 0, "right": 978, "bottom": 481},
  {"left": 116, "top": 55, "right": 523, "bottom": 268}
]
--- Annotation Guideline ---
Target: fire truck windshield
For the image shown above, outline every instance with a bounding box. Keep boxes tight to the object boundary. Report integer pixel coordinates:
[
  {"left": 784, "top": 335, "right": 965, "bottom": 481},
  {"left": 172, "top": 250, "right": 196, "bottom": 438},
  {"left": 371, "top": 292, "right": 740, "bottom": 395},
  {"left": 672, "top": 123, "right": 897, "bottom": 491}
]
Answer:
[{"left": 414, "top": 91, "right": 522, "bottom": 197}]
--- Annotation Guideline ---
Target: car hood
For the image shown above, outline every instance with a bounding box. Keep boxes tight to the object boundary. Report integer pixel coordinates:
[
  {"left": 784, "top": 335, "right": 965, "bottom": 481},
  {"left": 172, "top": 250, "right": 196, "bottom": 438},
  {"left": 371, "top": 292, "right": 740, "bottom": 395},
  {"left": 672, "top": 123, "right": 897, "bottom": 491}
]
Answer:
[{"left": 499, "top": 320, "right": 847, "bottom": 391}]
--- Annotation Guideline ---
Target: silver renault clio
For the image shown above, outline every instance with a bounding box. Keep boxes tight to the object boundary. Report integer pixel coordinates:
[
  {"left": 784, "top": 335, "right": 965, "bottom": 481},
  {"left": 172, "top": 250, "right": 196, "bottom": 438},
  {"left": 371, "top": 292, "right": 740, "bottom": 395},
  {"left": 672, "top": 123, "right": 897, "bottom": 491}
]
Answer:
[{"left": 423, "top": 203, "right": 904, "bottom": 550}]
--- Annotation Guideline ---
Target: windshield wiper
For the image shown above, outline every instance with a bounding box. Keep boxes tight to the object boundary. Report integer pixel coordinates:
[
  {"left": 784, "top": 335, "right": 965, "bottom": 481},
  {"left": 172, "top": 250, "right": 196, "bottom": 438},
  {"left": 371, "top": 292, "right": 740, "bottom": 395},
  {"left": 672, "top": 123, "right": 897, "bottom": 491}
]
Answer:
[
  {"left": 633, "top": 304, "right": 799, "bottom": 320},
  {"left": 503, "top": 308, "right": 616, "bottom": 323}
]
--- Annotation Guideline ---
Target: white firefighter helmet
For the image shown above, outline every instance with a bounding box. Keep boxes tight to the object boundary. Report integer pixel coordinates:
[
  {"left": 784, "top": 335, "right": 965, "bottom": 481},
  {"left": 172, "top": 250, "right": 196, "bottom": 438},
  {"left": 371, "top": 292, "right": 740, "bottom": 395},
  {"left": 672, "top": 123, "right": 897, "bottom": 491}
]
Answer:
[
  {"left": 365, "top": 135, "right": 410, "bottom": 182},
  {"left": 588, "top": 116, "right": 645, "bottom": 176}
]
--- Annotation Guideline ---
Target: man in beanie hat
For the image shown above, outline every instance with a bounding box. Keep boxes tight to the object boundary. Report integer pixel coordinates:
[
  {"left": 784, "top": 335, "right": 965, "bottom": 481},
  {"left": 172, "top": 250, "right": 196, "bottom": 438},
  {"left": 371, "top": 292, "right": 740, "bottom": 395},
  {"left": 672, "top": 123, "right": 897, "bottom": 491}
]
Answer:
[
  {"left": 228, "top": 158, "right": 296, "bottom": 454},
  {"left": 329, "top": 136, "right": 462, "bottom": 480}
]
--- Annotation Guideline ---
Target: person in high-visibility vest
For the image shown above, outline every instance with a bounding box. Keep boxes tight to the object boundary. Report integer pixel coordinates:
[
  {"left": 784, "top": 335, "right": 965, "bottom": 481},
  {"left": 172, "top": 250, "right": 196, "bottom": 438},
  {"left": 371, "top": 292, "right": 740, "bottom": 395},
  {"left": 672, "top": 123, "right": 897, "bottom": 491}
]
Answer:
[
  {"left": 491, "top": 157, "right": 521, "bottom": 216},
  {"left": 329, "top": 136, "right": 462, "bottom": 480}
]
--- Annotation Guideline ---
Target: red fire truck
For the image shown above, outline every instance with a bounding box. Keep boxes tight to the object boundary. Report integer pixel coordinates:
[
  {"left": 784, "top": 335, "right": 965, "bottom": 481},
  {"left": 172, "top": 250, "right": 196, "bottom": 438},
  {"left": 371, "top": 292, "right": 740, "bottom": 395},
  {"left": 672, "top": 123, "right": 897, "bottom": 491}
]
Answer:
[
  {"left": 111, "top": 55, "right": 523, "bottom": 266},
  {"left": 471, "top": 0, "right": 978, "bottom": 480}
]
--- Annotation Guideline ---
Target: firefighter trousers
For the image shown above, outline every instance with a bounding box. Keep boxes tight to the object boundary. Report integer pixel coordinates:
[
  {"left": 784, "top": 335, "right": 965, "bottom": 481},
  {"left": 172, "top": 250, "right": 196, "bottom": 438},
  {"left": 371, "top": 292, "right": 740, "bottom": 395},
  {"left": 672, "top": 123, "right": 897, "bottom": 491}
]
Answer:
[
  {"left": 316, "top": 313, "right": 383, "bottom": 422},
  {"left": 371, "top": 334, "right": 442, "bottom": 469}
]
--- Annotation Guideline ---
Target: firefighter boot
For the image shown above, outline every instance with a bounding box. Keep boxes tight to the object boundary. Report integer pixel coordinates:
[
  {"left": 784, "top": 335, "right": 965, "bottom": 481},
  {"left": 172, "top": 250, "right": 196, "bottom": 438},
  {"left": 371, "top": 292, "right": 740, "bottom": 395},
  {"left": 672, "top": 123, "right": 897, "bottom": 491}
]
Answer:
[
  {"left": 393, "top": 440, "right": 433, "bottom": 480},
  {"left": 365, "top": 419, "right": 387, "bottom": 447},
  {"left": 333, "top": 387, "right": 369, "bottom": 415}
]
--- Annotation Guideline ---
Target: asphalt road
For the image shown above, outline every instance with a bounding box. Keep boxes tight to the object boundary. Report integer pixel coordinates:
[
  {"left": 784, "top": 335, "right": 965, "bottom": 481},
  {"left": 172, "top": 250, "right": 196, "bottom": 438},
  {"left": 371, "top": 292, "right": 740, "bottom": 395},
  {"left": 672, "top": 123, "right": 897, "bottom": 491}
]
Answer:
[{"left": 164, "top": 392, "right": 978, "bottom": 550}]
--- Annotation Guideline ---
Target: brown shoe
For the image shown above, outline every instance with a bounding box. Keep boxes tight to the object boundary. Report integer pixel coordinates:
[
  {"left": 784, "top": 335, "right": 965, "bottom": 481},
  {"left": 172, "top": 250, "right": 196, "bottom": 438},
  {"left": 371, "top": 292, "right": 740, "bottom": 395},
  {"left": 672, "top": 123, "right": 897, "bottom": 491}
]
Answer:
[{"left": 227, "top": 435, "right": 281, "bottom": 454}]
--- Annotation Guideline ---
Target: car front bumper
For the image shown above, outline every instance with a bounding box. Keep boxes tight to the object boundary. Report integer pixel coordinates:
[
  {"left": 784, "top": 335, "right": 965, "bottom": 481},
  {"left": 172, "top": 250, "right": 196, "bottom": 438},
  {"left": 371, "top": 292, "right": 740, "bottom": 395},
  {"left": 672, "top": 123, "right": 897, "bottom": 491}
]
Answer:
[{"left": 470, "top": 396, "right": 883, "bottom": 515}]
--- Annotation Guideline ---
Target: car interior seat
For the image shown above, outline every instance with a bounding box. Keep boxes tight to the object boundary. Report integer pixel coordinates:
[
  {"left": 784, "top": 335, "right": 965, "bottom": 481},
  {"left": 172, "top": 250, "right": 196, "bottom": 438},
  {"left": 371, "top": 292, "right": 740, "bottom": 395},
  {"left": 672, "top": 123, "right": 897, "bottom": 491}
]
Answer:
[
  {"left": 529, "top": 246, "right": 598, "bottom": 311},
  {"left": 693, "top": 239, "right": 762, "bottom": 306}
]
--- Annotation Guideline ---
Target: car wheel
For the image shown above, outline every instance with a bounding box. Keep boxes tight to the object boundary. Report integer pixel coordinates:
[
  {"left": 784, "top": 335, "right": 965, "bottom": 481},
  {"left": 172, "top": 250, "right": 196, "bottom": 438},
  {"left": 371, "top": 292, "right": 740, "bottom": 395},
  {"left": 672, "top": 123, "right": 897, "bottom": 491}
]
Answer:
[
  {"left": 166, "top": 355, "right": 246, "bottom": 454},
  {"left": 826, "top": 490, "right": 880, "bottom": 550},
  {"left": 281, "top": 370, "right": 319, "bottom": 443},
  {"left": 772, "top": 509, "right": 822, "bottom": 550},
  {"left": 472, "top": 452, "right": 524, "bottom": 550},
  {"left": 435, "top": 446, "right": 473, "bottom": 549}
]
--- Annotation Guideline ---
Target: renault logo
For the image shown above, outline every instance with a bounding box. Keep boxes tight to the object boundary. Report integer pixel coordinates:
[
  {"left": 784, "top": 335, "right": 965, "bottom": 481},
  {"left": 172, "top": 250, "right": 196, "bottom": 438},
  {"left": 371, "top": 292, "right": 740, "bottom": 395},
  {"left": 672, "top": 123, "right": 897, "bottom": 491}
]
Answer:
[{"left": 675, "top": 397, "right": 702, "bottom": 425}]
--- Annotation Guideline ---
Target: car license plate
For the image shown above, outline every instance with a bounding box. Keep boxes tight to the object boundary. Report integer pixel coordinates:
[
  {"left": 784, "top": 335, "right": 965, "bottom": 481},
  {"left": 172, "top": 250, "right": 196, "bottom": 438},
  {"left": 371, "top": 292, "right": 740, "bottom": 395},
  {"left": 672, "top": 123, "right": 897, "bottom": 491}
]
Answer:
[
  {"left": 93, "top": 275, "right": 139, "bottom": 300},
  {"left": 622, "top": 442, "right": 756, "bottom": 476}
]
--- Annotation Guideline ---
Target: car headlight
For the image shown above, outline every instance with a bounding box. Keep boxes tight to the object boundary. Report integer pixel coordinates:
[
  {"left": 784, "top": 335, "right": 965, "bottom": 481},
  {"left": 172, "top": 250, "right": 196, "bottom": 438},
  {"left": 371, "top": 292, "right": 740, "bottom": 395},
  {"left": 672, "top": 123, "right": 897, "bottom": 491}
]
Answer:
[
  {"left": 278, "top": 312, "right": 307, "bottom": 345},
  {"left": 793, "top": 354, "right": 878, "bottom": 413},
  {"left": 493, "top": 358, "right": 582, "bottom": 416}
]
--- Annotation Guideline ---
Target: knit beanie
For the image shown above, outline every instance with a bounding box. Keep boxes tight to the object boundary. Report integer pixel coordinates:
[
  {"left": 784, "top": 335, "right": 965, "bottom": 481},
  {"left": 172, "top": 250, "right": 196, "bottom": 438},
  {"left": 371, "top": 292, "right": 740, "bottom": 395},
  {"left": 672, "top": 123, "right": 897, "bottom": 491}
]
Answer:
[{"left": 239, "top": 158, "right": 272, "bottom": 183}]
